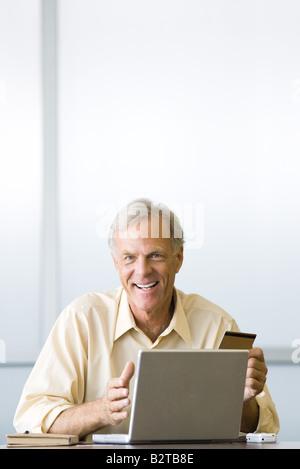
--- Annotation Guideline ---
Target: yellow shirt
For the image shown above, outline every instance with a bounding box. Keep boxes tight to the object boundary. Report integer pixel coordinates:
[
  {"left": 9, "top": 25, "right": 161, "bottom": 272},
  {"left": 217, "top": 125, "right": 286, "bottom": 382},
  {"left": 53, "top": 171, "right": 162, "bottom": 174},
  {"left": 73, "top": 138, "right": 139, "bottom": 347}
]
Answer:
[{"left": 14, "top": 287, "right": 279, "bottom": 439}]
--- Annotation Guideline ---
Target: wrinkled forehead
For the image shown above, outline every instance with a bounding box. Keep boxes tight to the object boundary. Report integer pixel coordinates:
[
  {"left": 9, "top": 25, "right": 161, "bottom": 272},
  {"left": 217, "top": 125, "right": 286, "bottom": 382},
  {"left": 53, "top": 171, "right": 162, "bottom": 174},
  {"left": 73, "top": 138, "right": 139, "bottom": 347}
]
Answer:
[{"left": 115, "top": 215, "right": 172, "bottom": 241}]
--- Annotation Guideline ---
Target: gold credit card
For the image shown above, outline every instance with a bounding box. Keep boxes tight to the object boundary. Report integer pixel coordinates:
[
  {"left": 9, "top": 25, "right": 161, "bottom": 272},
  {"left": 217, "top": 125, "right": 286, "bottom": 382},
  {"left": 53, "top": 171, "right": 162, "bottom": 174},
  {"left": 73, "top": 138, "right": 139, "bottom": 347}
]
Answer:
[{"left": 219, "top": 331, "right": 256, "bottom": 350}]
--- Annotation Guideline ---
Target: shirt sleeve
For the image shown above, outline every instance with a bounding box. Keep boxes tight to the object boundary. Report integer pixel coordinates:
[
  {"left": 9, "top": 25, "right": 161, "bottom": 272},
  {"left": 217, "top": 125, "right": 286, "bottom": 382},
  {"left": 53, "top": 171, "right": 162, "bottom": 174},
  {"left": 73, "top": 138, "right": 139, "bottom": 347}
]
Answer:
[
  {"left": 254, "top": 385, "right": 280, "bottom": 434},
  {"left": 13, "top": 306, "right": 88, "bottom": 433}
]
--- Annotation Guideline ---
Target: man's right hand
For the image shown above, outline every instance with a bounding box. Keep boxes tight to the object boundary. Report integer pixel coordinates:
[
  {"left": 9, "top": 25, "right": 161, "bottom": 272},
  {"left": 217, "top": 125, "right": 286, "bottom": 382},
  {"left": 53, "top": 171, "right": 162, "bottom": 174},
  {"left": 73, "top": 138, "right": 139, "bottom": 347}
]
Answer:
[
  {"left": 48, "top": 361, "right": 135, "bottom": 439},
  {"left": 101, "top": 361, "right": 135, "bottom": 426}
]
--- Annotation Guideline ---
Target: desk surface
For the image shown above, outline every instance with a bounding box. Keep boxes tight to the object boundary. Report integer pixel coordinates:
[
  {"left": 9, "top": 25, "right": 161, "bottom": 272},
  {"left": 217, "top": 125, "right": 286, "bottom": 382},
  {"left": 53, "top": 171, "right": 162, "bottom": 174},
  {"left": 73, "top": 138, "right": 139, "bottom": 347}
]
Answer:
[
  {"left": 2, "top": 442, "right": 300, "bottom": 449},
  {"left": 80, "top": 442, "right": 300, "bottom": 449}
]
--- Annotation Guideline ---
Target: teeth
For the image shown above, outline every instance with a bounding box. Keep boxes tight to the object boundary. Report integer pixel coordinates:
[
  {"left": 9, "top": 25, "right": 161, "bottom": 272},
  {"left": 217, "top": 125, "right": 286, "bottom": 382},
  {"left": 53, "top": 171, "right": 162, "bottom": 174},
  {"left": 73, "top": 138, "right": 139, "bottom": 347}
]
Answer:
[{"left": 135, "top": 282, "right": 157, "bottom": 290}]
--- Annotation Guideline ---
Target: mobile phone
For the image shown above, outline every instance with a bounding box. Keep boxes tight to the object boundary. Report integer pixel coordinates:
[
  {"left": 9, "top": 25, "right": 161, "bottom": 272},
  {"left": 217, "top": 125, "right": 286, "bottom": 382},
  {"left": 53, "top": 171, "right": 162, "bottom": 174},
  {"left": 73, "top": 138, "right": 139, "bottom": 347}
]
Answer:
[{"left": 246, "top": 433, "right": 277, "bottom": 443}]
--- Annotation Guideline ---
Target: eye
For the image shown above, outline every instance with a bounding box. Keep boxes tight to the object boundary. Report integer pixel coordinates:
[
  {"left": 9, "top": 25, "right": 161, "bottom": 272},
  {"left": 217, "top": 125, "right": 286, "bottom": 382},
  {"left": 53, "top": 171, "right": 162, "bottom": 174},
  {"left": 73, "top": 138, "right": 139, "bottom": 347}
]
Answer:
[
  {"left": 123, "top": 254, "right": 138, "bottom": 264},
  {"left": 150, "top": 253, "right": 162, "bottom": 259},
  {"left": 125, "top": 255, "right": 134, "bottom": 261}
]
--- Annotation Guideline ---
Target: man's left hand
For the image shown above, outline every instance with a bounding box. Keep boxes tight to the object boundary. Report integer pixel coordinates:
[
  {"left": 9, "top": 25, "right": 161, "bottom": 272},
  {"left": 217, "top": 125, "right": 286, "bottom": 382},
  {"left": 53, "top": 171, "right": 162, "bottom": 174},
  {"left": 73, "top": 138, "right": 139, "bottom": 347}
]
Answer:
[{"left": 244, "top": 347, "right": 268, "bottom": 402}]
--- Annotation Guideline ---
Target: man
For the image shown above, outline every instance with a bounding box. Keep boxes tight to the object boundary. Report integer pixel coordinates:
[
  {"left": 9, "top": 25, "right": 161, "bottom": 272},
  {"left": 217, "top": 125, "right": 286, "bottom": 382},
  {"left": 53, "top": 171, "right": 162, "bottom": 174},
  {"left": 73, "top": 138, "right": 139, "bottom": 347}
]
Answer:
[{"left": 14, "top": 198, "right": 279, "bottom": 440}]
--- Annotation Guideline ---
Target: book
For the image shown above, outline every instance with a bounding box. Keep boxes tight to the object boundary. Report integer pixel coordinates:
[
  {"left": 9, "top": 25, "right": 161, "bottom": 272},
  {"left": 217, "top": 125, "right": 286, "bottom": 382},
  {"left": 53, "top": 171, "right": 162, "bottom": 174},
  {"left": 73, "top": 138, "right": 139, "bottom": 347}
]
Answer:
[{"left": 6, "top": 433, "right": 79, "bottom": 447}]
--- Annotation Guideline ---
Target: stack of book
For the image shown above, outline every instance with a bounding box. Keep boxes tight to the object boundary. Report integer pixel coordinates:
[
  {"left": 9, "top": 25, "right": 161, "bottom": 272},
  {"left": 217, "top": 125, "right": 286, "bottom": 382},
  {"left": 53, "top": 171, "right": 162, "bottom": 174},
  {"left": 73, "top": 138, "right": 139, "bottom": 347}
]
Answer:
[{"left": 6, "top": 433, "right": 79, "bottom": 447}]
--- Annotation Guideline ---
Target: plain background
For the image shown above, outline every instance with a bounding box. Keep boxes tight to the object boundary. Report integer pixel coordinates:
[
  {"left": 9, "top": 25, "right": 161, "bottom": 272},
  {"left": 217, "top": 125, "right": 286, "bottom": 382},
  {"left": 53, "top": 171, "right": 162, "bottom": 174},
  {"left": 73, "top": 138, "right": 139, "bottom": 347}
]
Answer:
[{"left": 0, "top": 0, "right": 300, "bottom": 443}]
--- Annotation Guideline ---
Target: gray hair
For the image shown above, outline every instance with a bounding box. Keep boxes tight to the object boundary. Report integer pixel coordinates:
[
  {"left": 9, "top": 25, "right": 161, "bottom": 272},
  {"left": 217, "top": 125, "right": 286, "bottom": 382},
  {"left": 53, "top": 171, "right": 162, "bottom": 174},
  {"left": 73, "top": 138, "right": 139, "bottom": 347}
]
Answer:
[{"left": 108, "top": 198, "right": 184, "bottom": 255}]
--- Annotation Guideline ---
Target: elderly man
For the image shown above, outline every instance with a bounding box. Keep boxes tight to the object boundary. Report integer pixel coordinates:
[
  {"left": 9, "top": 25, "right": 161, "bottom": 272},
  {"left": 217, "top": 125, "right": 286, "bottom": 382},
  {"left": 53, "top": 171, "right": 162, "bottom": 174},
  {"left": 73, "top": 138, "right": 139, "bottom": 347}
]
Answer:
[{"left": 14, "top": 198, "right": 279, "bottom": 440}]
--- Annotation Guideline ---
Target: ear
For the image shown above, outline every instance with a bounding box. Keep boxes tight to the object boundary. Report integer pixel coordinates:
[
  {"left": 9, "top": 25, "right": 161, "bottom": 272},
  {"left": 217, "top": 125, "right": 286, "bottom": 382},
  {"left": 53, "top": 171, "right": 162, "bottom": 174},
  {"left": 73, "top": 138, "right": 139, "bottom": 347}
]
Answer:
[
  {"left": 111, "top": 252, "right": 119, "bottom": 272},
  {"left": 175, "top": 246, "right": 184, "bottom": 273}
]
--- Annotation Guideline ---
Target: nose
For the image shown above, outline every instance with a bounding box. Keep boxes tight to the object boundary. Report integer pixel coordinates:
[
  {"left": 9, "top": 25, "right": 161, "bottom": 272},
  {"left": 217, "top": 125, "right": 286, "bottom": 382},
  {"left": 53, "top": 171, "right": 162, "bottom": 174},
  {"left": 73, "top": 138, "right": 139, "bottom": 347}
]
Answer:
[{"left": 135, "top": 256, "right": 153, "bottom": 278}]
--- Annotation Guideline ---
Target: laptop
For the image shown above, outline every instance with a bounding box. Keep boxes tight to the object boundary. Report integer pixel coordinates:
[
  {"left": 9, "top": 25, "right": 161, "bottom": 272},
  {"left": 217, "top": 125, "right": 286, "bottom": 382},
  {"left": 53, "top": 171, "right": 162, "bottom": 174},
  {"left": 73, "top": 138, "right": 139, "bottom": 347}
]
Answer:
[{"left": 92, "top": 349, "right": 248, "bottom": 444}]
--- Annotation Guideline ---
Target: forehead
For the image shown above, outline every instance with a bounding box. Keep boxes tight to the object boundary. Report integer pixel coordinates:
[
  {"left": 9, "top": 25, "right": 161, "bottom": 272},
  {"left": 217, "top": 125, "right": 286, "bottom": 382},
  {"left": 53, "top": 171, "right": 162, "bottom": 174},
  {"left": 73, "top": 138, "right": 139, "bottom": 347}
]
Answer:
[{"left": 114, "top": 217, "right": 173, "bottom": 252}]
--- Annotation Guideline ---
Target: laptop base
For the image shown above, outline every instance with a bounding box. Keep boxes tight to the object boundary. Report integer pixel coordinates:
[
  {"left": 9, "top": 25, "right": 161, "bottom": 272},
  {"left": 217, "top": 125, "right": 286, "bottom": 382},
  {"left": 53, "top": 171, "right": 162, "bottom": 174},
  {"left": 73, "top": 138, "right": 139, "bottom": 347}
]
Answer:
[{"left": 92, "top": 433, "right": 246, "bottom": 445}]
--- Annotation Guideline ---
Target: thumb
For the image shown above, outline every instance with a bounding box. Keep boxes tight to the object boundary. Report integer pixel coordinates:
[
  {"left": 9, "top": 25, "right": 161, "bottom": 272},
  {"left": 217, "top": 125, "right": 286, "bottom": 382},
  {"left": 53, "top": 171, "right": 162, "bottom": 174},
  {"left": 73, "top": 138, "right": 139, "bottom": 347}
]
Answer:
[{"left": 120, "top": 361, "right": 135, "bottom": 387}]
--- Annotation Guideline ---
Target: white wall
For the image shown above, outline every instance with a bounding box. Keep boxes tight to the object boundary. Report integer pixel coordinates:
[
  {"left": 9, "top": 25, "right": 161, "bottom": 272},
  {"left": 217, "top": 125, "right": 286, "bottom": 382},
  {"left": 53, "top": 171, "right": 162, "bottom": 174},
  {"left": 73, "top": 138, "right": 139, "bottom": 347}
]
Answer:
[
  {"left": 59, "top": 0, "right": 300, "bottom": 350},
  {"left": 0, "top": 0, "right": 42, "bottom": 362}
]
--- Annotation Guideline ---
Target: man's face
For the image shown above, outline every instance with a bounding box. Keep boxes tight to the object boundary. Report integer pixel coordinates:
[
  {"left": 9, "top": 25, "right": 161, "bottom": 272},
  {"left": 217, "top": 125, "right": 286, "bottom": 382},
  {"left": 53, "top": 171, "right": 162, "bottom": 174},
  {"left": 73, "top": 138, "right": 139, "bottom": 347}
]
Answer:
[{"left": 112, "top": 217, "right": 183, "bottom": 318}]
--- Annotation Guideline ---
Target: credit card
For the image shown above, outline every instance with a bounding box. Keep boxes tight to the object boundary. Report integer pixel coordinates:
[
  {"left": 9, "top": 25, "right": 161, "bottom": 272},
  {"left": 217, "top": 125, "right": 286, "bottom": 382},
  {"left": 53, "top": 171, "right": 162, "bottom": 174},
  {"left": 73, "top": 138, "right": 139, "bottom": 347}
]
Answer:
[{"left": 219, "top": 331, "right": 256, "bottom": 350}]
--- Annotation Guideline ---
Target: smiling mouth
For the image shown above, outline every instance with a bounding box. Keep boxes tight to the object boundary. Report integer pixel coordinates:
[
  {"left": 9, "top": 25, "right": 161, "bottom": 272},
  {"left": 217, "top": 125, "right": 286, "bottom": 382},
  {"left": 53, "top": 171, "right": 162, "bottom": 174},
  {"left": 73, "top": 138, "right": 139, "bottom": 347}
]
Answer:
[{"left": 134, "top": 281, "right": 159, "bottom": 290}]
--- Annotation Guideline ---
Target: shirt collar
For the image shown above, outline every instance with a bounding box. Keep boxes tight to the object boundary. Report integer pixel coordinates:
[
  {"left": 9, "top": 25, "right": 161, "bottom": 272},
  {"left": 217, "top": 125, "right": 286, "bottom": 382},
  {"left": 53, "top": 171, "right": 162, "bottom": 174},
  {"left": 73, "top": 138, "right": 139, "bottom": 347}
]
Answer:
[
  {"left": 114, "top": 289, "right": 136, "bottom": 341},
  {"left": 114, "top": 288, "right": 192, "bottom": 348},
  {"left": 163, "top": 288, "right": 193, "bottom": 347}
]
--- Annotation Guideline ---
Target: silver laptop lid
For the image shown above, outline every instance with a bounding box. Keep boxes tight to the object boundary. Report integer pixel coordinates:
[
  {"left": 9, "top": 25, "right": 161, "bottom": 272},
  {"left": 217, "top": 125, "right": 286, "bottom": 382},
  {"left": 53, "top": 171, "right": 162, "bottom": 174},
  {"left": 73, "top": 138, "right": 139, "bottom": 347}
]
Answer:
[{"left": 128, "top": 349, "right": 248, "bottom": 442}]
